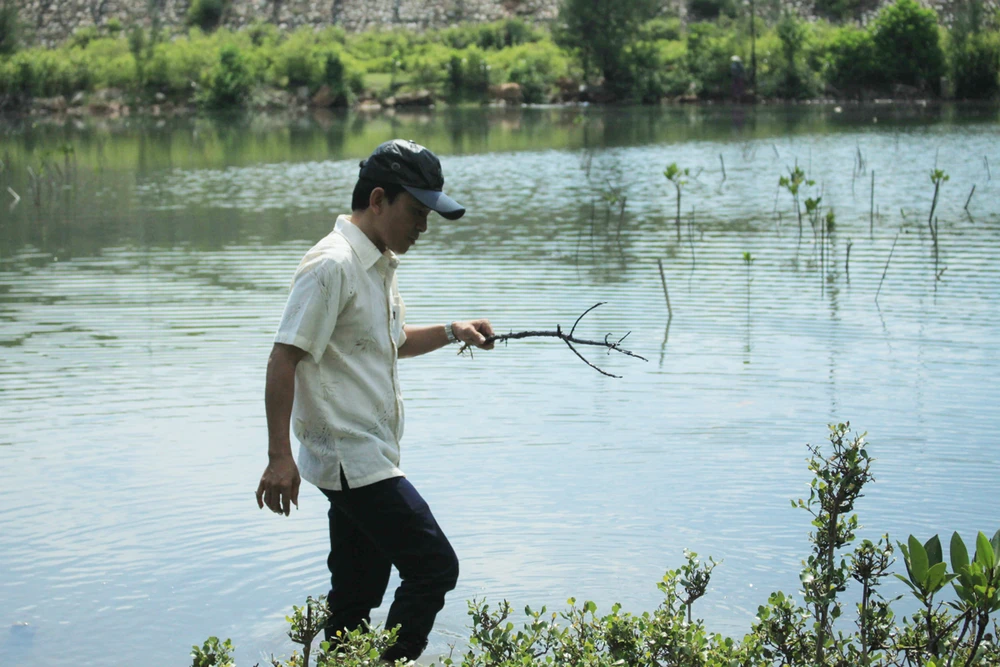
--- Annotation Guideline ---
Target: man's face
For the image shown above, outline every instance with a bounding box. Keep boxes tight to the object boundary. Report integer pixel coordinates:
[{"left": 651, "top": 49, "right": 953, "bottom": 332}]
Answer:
[{"left": 381, "top": 191, "right": 430, "bottom": 254}]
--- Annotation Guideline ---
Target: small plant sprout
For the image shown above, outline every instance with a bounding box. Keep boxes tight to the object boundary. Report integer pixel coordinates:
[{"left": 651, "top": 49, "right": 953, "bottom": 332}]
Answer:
[
  {"left": 928, "top": 168, "right": 949, "bottom": 245},
  {"left": 680, "top": 550, "right": 720, "bottom": 623},
  {"left": 286, "top": 595, "right": 331, "bottom": 667},
  {"left": 664, "top": 162, "right": 689, "bottom": 241},
  {"left": 779, "top": 165, "right": 814, "bottom": 240}
]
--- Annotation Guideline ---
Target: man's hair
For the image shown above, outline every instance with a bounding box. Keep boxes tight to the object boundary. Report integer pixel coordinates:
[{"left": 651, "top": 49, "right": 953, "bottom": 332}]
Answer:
[{"left": 351, "top": 178, "right": 406, "bottom": 212}]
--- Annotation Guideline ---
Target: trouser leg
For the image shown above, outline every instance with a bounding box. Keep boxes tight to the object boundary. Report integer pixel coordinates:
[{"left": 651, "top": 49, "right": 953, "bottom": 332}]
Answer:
[
  {"left": 320, "top": 483, "right": 393, "bottom": 643},
  {"left": 327, "top": 475, "right": 459, "bottom": 662}
]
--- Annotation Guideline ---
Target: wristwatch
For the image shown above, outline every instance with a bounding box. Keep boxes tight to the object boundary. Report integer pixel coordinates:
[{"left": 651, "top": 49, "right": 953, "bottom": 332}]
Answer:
[{"left": 445, "top": 322, "right": 458, "bottom": 344}]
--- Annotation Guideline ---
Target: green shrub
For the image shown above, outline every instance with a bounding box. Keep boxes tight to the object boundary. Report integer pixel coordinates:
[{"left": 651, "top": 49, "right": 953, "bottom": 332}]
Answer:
[
  {"left": 950, "top": 31, "right": 1000, "bottom": 98},
  {"left": 1, "top": 48, "right": 89, "bottom": 97},
  {"left": 187, "top": 0, "right": 227, "bottom": 32},
  {"left": 105, "top": 17, "right": 124, "bottom": 37},
  {"left": 246, "top": 19, "right": 280, "bottom": 48},
  {"left": 617, "top": 40, "right": 671, "bottom": 102},
  {"left": 871, "top": 0, "right": 945, "bottom": 92},
  {"left": 319, "top": 50, "right": 363, "bottom": 103},
  {"left": 439, "top": 18, "right": 543, "bottom": 51},
  {"left": 446, "top": 46, "right": 491, "bottom": 99},
  {"left": 686, "top": 21, "right": 737, "bottom": 97},
  {"left": 203, "top": 43, "right": 252, "bottom": 108},
  {"left": 773, "top": 11, "right": 819, "bottom": 99},
  {"left": 79, "top": 37, "right": 137, "bottom": 90},
  {"left": 0, "top": 0, "right": 19, "bottom": 56},
  {"left": 269, "top": 28, "right": 324, "bottom": 88},
  {"left": 146, "top": 34, "right": 219, "bottom": 96},
  {"left": 488, "top": 41, "right": 570, "bottom": 103},
  {"left": 637, "top": 17, "right": 683, "bottom": 42},
  {"left": 823, "top": 25, "right": 881, "bottom": 94},
  {"left": 202, "top": 423, "right": 1000, "bottom": 667},
  {"left": 948, "top": 0, "right": 1000, "bottom": 99}
]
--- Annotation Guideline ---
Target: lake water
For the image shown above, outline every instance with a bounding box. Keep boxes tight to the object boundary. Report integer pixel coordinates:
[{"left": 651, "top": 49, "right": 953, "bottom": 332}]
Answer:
[{"left": 1, "top": 104, "right": 998, "bottom": 666}]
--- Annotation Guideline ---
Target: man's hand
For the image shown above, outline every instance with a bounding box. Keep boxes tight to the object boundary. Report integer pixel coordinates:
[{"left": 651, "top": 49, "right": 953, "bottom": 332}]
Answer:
[
  {"left": 453, "top": 319, "right": 495, "bottom": 350},
  {"left": 256, "top": 453, "right": 301, "bottom": 516}
]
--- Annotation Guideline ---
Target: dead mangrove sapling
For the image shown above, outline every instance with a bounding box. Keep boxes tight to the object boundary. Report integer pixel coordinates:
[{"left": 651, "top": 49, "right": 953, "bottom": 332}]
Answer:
[
  {"left": 964, "top": 185, "right": 975, "bottom": 211},
  {"left": 870, "top": 170, "right": 875, "bottom": 239},
  {"left": 657, "top": 259, "right": 673, "bottom": 318},
  {"left": 875, "top": 229, "right": 903, "bottom": 304},
  {"left": 664, "top": 163, "right": 689, "bottom": 242},
  {"left": 459, "top": 303, "right": 647, "bottom": 379},
  {"left": 743, "top": 251, "right": 754, "bottom": 322}
]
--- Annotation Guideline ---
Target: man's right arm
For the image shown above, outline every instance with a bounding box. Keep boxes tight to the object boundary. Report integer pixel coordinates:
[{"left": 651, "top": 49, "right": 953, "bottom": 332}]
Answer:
[{"left": 256, "top": 342, "right": 308, "bottom": 516}]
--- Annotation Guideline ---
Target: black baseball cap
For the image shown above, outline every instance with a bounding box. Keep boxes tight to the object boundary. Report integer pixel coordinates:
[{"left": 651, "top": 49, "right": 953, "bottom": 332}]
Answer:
[{"left": 358, "top": 139, "right": 466, "bottom": 220}]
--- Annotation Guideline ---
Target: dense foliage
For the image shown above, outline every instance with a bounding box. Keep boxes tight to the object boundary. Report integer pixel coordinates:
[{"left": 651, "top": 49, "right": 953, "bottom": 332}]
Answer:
[
  {"left": 0, "top": 0, "right": 996, "bottom": 109},
  {"left": 195, "top": 423, "right": 1000, "bottom": 667}
]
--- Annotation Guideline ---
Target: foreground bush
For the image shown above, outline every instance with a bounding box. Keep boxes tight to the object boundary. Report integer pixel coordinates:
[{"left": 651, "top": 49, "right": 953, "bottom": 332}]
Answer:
[{"left": 197, "top": 423, "right": 1000, "bottom": 666}]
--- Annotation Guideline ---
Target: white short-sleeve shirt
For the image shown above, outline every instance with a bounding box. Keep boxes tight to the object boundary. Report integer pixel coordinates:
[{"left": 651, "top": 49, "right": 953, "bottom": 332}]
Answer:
[{"left": 274, "top": 216, "right": 407, "bottom": 490}]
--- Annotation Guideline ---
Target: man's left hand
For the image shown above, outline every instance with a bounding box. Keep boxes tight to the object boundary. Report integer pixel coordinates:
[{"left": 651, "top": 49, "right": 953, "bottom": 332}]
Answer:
[{"left": 453, "top": 319, "right": 495, "bottom": 350}]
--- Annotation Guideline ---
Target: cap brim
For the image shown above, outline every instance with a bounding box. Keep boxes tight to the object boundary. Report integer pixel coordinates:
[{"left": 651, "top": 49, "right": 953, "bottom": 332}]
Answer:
[{"left": 403, "top": 185, "right": 465, "bottom": 220}]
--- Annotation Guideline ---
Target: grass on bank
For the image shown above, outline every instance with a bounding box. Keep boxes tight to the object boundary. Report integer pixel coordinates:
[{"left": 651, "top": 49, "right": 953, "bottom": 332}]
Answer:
[{"left": 0, "top": 1, "right": 998, "bottom": 110}]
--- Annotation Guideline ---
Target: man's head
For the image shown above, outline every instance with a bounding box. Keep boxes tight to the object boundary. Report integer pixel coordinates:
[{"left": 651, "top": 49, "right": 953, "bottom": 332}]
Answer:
[{"left": 351, "top": 140, "right": 465, "bottom": 255}]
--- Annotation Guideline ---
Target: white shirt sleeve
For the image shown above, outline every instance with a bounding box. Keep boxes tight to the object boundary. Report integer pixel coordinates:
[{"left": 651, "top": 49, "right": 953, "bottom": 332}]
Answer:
[{"left": 274, "top": 258, "right": 343, "bottom": 364}]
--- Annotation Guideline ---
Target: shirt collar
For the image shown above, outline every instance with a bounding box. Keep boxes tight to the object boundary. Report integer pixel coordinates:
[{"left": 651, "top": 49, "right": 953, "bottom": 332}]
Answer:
[{"left": 334, "top": 215, "right": 399, "bottom": 272}]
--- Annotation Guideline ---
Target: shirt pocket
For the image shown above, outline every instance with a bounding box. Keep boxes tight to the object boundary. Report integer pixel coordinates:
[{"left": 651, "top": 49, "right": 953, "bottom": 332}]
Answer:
[{"left": 390, "top": 292, "right": 406, "bottom": 348}]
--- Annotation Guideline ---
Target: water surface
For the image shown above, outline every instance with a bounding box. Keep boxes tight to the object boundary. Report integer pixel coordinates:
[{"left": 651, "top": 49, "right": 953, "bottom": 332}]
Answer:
[{"left": 1, "top": 104, "right": 999, "bottom": 666}]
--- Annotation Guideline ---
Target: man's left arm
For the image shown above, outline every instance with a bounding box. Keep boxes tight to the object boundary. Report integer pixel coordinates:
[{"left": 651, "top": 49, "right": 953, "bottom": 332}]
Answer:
[{"left": 397, "top": 320, "right": 495, "bottom": 358}]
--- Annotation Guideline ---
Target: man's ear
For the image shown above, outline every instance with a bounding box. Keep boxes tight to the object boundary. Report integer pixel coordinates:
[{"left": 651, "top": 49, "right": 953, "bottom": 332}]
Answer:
[{"left": 369, "top": 187, "right": 386, "bottom": 214}]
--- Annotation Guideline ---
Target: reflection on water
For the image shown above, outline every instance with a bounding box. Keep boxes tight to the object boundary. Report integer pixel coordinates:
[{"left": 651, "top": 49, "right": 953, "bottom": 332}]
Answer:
[{"left": 1, "top": 105, "right": 999, "bottom": 666}]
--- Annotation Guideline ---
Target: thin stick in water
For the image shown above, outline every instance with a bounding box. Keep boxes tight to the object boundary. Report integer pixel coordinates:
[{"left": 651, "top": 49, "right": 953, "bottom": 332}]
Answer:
[
  {"left": 719, "top": 153, "right": 726, "bottom": 182},
  {"left": 870, "top": 170, "right": 875, "bottom": 238},
  {"left": 845, "top": 238, "right": 853, "bottom": 280},
  {"left": 965, "top": 184, "right": 976, "bottom": 211},
  {"left": 986, "top": 156, "right": 992, "bottom": 180},
  {"left": 657, "top": 258, "right": 673, "bottom": 318},
  {"left": 875, "top": 229, "right": 902, "bottom": 304}
]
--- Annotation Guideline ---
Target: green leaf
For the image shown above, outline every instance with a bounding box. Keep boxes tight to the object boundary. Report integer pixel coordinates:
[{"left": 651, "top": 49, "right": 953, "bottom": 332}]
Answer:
[
  {"left": 991, "top": 529, "right": 1000, "bottom": 560},
  {"left": 951, "top": 532, "right": 970, "bottom": 573},
  {"left": 976, "top": 532, "right": 996, "bottom": 570},
  {"left": 908, "top": 535, "right": 929, "bottom": 586},
  {"left": 926, "top": 561, "right": 949, "bottom": 593},
  {"left": 925, "top": 535, "right": 943, "bottom": 566}
]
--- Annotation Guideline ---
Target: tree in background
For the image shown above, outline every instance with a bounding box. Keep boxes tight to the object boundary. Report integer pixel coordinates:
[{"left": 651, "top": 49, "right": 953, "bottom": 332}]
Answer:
[
  {"left": 556, "top": 0, "right": 663, "bottom": 97},
  {"left": 948, "top": 0, "right": 1000, "bottom": 98},
  {"left": 870, "top": 0, "right": 945, "bottom": 92},
  {"left": 0, "top": 0, "right": 19, "bottom": 55}
]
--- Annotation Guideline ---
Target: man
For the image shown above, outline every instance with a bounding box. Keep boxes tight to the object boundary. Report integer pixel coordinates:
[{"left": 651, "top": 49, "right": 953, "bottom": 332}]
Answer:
[{"left": 255, "top": 139, "right": 495, "bottom": 664}]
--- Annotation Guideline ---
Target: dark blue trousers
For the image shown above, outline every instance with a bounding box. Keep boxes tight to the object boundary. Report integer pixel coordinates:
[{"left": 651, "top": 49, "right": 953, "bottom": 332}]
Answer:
[{"left": 320, "top": 470, "right": 459, "bottom": 662}]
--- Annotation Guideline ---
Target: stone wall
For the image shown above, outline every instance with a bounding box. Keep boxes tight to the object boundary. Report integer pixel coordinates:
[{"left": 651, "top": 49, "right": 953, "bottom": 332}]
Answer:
[
  {"left": 16, "top": 0, "right": 562, "bottom": 46},
  {"left": 13, "top": 0, "right": 999, "bottom": 48}
]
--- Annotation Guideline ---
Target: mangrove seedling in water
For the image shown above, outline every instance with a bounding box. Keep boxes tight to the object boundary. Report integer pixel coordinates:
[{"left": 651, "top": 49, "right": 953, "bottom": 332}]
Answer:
[
  {"left": 779, "top": 165, "right": 814, "bottom": 240},
  {"left": 928, "top": 168, "right": 949, "bottom": 245},
  {"left": 663, "top": 162, "right": 689, "bottom": 241},
  {"left": 287, "top": 595, "right": 331, "bottom": 667}
]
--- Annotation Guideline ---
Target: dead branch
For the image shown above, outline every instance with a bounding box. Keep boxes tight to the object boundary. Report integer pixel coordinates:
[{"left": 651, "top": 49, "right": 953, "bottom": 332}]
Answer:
[{"left": 458, "top": 302, "right": 647, "bottom": 378}]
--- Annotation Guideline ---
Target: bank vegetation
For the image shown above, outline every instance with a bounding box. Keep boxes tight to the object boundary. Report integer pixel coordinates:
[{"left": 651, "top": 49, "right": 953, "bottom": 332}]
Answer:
[{"left": 0, "top": 0, "right": 996, "bottom": 115}]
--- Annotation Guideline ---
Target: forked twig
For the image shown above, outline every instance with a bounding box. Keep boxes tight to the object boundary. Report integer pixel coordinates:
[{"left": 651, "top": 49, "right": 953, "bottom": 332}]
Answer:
[{"left": 458, "top": 302, "right": 647, "bottom": 378}]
